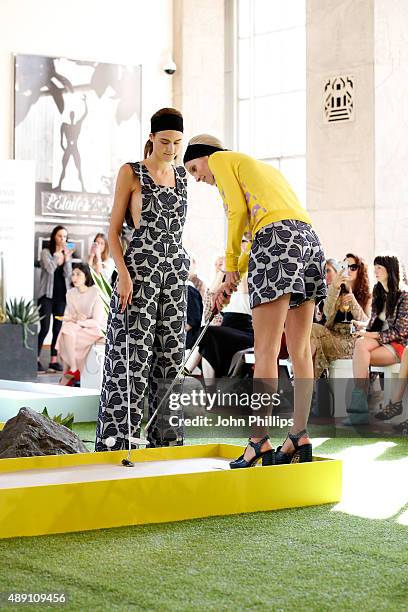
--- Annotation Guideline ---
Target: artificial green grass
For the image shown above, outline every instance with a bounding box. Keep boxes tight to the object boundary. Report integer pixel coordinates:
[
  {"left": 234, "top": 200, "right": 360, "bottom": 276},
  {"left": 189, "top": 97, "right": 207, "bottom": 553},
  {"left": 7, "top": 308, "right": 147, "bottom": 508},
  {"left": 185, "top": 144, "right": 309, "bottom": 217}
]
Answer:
[{"left": 0, "top": 427, "right": 407, "bottom": 612}]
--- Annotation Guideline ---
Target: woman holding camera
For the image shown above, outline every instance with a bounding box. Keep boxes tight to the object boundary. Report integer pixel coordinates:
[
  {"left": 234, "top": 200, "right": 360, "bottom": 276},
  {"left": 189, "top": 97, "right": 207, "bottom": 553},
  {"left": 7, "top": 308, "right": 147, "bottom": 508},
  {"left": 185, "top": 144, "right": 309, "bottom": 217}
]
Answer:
[
  {"left": 375, "top": 345, "right": 408, "bottom": 430},
  {"left": 88, "top": 232, "right": 115, "bottom": 283},
  {"left": 310, "top": 253, "right": 371, "bottom": 377},
  {"left": 37, "top": 225, "right": 73, "bottom": 372}
]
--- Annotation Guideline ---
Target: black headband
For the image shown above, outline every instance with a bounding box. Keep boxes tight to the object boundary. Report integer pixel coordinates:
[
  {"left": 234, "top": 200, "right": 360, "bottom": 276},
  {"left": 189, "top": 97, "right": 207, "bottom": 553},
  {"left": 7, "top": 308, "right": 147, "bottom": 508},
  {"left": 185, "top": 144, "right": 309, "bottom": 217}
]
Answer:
[
  {"left": 151, "top": 113, "right": 184, "bottom": 134},
  {"left": 183, "top": 143, "right": 223, "bottom": 165}
]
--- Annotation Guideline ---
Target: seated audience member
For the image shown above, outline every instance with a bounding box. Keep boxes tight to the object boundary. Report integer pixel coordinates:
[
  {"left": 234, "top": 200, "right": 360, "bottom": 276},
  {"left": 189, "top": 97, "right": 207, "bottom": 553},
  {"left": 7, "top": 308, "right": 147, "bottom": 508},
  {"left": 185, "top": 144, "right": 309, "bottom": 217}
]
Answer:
[
  {"left": 88, "top": 232, "right": 115, "bottom": 283},
  {"left": 311, "top": 253, "right": 371, "bottom": 377},
  {"left": 314, "top": 258, "right": 338, "bottom": 325},
  {"left": 198, "top": 273, "right": 253, "bottom": 379},
  {"left": 188, "top": 255, "right": 207, "bottom": 299},
  {"left": 185, "top": 254, "right": 224, "bottom": 374},
  {"left": 347, "top": 254, "right": 408, "bottom": 421},
  {"left": 186, "top": 261, "right": 204, "bottom": 350},
  {"left": 375, "top": 345, "right": 408, "bottom": 432},
  {"left": 202, "top": 254, "right": 225, "bottom": 326},
  {"left": 56, "top": 263, "right": 106, "bottom": 385}
]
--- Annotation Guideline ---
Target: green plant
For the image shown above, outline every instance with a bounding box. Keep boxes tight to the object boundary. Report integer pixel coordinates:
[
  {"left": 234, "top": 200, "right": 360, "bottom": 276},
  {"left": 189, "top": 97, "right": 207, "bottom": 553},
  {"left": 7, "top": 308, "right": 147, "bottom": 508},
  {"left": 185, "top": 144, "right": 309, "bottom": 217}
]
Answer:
[
  {"left": 5, "top": 298, "right": 42, "bottom": 349},
  {"left": 41, "top": 407, "right": 74, "bottom": 430},
  {"left": 90, "top": 268, "right": 112, "bottom": 331}
]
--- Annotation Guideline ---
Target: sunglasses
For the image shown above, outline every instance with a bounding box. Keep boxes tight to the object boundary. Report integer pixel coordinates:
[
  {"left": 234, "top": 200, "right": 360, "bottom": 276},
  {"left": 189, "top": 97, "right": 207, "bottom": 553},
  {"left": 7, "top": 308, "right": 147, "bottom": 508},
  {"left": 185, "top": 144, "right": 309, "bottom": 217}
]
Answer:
[{"left": 348, "top": 264, "right": 359, "bottom": 271}]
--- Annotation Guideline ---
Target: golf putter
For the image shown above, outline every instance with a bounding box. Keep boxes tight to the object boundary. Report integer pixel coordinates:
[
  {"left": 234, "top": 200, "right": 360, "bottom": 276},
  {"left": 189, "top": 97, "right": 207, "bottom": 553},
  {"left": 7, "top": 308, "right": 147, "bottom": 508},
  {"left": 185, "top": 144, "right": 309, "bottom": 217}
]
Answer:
[{"left": 119, "top": 279, "right": 231, "bottom": 466}]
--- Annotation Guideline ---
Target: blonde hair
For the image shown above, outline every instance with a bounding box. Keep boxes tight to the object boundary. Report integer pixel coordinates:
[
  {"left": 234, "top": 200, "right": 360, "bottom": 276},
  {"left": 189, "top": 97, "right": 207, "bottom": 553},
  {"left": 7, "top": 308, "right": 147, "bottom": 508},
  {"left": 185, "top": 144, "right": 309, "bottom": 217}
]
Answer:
[{"left": 188, "top": 134, "right": 224, "bottom": 148}]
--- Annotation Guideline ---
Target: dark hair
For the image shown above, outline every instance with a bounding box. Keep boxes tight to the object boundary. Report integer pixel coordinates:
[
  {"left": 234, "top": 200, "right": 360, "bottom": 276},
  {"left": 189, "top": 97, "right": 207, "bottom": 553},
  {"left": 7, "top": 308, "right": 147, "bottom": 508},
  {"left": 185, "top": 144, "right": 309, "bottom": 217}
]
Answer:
[
  {"left": 93, "top": 232, "right": 109, "bottom": 261},
  {"left": 372, "top": 254, "right": 401, "bottom": 317},
  {"left": 345, "top": 253, "right": 371, "bottom": 309},
  {"left": 72, "top": 263, "right": 94, "bottom": 287},
  {"left": 49, "top": 225, "right": 67, "bottom": 255},
  {"left": 144, "top": 107, "right": 183, "bottom": 158}
]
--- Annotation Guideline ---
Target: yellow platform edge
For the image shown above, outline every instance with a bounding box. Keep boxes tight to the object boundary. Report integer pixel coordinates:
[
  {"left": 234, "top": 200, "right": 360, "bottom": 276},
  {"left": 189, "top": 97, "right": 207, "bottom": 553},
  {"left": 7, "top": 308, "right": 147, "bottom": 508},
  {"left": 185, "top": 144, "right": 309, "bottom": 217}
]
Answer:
[{"left": 0, "top": 444, "right": 342, "bottom": 539}]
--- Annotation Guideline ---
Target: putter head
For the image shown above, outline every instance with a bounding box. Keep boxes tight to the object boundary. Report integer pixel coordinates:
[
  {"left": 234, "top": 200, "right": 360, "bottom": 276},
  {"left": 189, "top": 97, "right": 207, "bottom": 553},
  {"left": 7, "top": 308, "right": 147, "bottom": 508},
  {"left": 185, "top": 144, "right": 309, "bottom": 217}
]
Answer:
[
  {"left": 129, "top": 436, "right": 150, "bottom": 447},
  {"left": 121, "top": 458, "right": 134, "bottom": 467}
]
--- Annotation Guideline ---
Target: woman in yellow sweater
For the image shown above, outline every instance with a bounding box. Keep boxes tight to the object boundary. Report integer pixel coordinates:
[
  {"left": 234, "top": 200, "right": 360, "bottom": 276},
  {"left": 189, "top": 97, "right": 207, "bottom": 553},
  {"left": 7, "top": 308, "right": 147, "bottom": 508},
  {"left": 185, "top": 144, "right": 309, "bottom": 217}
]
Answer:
[{"left": 184, "top": 135, "right": 326, "bottom": 468}]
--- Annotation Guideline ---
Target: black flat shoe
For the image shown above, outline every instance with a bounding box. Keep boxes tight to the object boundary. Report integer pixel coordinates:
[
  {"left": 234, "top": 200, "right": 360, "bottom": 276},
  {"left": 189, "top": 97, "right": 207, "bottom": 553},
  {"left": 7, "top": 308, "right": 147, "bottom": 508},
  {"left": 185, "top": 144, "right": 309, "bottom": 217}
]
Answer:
[
  {"left": 275, "top": 429, "right": 312, "bottom": 465},
  {"left": 49, "top": 362, "right": 63, "bottom": 372},
  {"left": 229, "top": 435, "right": 275, "bottom": 469}
]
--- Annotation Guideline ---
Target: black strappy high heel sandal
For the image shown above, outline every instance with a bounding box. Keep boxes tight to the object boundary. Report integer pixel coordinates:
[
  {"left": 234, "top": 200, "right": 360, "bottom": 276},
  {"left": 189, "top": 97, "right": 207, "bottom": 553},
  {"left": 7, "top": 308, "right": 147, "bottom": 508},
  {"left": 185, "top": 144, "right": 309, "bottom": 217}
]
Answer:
[
  {"left": 229, "top": 435, "right": 275, "bottom": 469},
  {"left": 275, "top": 429, "right": 312, "bottom": 465},
  {"left": 375, "top": 400, "right": 403, "bottom": 420}
]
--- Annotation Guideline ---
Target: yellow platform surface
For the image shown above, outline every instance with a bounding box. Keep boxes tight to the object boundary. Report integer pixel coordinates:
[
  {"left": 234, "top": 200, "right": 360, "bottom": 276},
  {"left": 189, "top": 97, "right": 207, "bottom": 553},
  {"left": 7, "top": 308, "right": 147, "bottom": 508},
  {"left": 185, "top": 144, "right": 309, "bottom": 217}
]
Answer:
[{"left": 0, "top": 444, "right": 342, "bottom": 539}]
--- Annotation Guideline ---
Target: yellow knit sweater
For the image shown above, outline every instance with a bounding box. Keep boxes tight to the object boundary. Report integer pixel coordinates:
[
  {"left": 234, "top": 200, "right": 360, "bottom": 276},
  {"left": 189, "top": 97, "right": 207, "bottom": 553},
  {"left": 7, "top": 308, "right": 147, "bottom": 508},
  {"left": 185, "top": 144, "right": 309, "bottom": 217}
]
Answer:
[{"left": 208, "top": 151, "right": 312, "bottom": 272}]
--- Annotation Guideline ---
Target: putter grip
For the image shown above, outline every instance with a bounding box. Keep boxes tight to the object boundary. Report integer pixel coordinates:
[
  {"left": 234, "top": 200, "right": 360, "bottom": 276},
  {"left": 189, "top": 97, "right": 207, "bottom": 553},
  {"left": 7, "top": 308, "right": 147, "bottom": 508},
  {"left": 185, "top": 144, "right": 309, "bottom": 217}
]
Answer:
[
  {"left": 210, "top": 273, "right": 229, "bottom": 317},
  {"left": 211, "top": 290, "right": 228, "bottom": 317}
]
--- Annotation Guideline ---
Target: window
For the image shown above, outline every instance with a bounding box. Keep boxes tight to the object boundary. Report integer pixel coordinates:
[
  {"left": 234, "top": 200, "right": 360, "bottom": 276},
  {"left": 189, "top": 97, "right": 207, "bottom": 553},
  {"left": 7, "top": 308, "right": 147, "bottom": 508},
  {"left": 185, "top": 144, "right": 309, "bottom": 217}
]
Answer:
[{"left": 236, "top": 0, "right": 306, "bottom": 206}]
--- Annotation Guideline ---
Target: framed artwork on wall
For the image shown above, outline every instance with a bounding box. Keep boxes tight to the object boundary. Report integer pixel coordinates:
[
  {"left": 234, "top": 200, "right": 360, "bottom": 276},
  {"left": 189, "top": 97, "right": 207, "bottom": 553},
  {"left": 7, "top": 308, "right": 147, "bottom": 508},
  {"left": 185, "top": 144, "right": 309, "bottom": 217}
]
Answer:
[{"left": 13, "top": 53, "right": 142, "bottom": 280}]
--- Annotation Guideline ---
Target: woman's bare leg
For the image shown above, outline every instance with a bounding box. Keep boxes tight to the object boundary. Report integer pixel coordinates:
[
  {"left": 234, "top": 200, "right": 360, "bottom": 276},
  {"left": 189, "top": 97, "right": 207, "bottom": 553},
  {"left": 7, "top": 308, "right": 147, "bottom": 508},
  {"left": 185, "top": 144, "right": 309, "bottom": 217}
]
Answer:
[
  {"left": 280, "top": 299, "right": 315, "bottom": 453},
  {"left": 201, "top": 357, "right": 215, "bottom": 379},
  {"left": 391, "top": 347, "right": 408, "bottom": 403},
  {"left": 353, "top": 337, "right": 397, "bottom": 391},
  {"left": 243, "top": 294, "right": 290, "bottom": 461},
  {"left": 185, "top": 347, "right": 202, "bottom": 372}
]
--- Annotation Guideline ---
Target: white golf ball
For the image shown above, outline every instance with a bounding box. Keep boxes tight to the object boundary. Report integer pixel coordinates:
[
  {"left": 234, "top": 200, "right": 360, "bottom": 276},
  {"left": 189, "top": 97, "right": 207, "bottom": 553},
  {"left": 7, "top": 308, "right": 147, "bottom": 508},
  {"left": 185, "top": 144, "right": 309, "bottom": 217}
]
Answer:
[{"left": 105, "top": 436, "right": 116, "bottom": 448}]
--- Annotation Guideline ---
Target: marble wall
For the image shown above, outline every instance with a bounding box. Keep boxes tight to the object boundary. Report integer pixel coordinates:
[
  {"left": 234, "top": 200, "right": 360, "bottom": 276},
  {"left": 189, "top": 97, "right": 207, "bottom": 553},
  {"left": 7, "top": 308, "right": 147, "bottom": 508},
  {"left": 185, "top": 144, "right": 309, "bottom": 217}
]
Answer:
[
  {"left": 307, "top": 0, "right": 408, "bottom": 269},
  {"left": 173, "top": 0, "right": 226, "bottom": 284}
]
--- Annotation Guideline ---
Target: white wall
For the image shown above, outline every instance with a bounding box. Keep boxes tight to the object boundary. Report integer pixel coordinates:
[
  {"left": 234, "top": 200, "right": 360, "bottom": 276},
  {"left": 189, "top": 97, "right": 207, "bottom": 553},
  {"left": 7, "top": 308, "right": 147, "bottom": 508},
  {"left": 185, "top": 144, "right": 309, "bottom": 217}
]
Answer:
[
  {"left": 0, "top": 0, "right": 173, "bottom": 343},
  {"left": 0, "top": 161, "right": 35, "bottom": 302},
  {"left": 173, "top": 0, "right": 226, "bottom": 283},
  {"left": 307, "top": 0, "right": 408, "bottom": 267},
  {"left": 0, "top": 0, "right": 174, "bottom": 160},
  {"left": 374, "top": 0, "right": 408, "bottom": 265},
  {"left": 306, "top": 0, "right": 375, "bottom": 264}
]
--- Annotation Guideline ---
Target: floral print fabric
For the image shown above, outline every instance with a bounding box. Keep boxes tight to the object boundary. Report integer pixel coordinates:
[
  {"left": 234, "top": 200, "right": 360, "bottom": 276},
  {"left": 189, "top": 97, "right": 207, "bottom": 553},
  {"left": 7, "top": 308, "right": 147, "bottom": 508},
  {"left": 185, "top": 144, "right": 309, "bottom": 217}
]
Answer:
[{"left": 248, "top": 220, "right": 326, "bottom": 309}]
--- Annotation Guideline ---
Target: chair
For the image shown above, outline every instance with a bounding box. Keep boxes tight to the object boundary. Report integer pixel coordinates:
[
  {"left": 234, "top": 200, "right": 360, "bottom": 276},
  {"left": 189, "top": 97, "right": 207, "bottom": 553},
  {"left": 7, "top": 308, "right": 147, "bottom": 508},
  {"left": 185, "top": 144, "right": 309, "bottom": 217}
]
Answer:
[
  {"left": 328, "top": 359, "right": 353, "bottom": 417},
  {"left": 370, "top": 363, "right": 401, "bottom": 404},
  {"left": 81, "top": 341, "right": 105, "bottom": 389}
]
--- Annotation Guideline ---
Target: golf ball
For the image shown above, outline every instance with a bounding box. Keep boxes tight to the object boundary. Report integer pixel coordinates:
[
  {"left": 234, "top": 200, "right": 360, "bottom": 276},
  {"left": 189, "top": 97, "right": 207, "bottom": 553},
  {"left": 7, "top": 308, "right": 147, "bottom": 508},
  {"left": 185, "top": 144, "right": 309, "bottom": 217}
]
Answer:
[{"left": 105, "top": 436, "right": 116, "bottom": 448}]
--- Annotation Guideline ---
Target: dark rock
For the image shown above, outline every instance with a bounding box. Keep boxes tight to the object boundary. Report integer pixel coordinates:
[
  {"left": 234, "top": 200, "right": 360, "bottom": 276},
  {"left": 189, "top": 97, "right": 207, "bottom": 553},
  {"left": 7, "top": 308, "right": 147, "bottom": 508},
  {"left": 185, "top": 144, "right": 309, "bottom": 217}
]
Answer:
[{"left": 0, "top": 407, "right": 89, "bottom": 458}]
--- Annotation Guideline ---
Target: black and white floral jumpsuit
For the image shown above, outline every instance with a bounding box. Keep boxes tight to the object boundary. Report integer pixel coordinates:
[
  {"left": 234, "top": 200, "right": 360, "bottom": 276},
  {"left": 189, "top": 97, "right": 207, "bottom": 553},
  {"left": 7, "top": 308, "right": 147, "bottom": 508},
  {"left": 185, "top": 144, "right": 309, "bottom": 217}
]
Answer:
[{"left": 95, "top": 162, "right": 190, "bottom": 450}]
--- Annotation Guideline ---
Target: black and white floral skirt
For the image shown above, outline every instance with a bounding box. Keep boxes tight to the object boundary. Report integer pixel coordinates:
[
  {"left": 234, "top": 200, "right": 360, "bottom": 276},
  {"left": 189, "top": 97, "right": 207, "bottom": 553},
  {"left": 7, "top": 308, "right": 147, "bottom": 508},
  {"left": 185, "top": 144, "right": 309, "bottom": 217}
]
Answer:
[{"left": 248, "top": 219, "right": 327, "bottom": 309}]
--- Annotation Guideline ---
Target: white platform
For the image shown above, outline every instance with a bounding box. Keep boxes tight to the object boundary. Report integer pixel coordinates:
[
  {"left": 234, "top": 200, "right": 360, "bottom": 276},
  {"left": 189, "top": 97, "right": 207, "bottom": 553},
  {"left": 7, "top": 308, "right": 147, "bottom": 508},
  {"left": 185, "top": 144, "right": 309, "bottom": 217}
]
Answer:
[
  {"left": 0, "top": 379, "right": 100, "bottom": 422},
  {"left": 0, "top": 457, "right": 231, "bottom": 490}
]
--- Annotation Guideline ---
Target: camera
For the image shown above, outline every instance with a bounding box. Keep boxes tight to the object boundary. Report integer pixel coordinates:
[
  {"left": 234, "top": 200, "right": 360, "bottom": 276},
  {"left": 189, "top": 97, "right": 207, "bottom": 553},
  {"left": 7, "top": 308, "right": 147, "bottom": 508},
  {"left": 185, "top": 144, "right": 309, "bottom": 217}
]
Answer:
[
  {"left": 333, "top": 259, "right": 349, "bottom": 277},
  {"left": 163, "top": 59, "right": 177, "bottom": 75}
]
